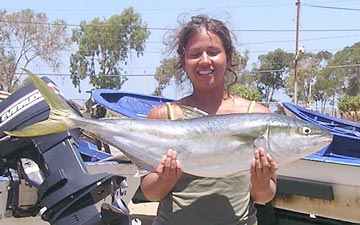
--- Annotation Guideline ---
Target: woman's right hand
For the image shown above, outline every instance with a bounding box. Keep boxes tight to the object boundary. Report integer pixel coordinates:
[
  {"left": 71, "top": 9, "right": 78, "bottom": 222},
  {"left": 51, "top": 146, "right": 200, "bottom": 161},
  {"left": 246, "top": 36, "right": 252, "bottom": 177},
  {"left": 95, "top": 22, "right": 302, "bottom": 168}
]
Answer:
[
  {"left": 140, "top": 149, "right": 183, "bottom": 201},
  {"left": 156, "top": 149, "right": 183, "bottom": 182}
]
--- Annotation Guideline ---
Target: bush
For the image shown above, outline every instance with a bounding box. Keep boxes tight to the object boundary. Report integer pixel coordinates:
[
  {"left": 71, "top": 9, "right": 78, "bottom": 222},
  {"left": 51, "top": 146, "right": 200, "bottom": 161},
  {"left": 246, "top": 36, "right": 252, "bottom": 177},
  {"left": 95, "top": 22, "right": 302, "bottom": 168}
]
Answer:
[
  {"left": 338, "top": 95, "right": 360, "bottom": 123},
  {"left": 338, "top": 95, "right": 360, "bottom": 112},
  {"left": 230, "top": 84, "right": 261, "bottom": 102}
]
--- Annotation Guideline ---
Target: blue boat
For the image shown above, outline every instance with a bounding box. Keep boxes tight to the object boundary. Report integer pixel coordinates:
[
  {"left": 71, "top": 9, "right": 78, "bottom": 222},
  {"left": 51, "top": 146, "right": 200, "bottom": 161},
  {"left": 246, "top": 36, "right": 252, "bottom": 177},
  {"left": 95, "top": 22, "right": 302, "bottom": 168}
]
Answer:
[
  {"left": 282, "top": 102, "right": 360, "bottom": 138},
  {"left": 282, "top": 102, "right": 360, "bottom": 159},
  {"left": 91, "top": 89, "right": 173, "bottom": 119}
]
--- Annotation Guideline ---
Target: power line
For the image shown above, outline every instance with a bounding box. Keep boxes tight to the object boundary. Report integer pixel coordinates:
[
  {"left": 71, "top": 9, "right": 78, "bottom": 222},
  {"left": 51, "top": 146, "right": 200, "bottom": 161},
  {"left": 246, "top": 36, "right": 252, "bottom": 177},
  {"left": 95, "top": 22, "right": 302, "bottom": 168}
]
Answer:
[
  {"left": 3, "top": 32, "right": 360, "bottom": 53},
  {"left": 1, "top": 3, "right": 299, "bottom": 13},
  {"left": 13, "top": 63, "right": 360, "bottom": 78},
  {"left": 1, "top": 19, "right": 360, "bottom": 32},
  {"left": 303, "top": 3, "right": 360, "bottom": 11}
]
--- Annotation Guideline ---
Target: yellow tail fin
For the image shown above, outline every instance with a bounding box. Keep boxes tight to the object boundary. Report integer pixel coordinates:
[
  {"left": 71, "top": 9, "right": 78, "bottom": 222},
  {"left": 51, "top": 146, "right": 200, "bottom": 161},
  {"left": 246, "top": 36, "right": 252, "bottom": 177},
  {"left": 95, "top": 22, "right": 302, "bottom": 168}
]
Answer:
[{"left": 4, "top": 69, "right": 77, "bottom": 137}]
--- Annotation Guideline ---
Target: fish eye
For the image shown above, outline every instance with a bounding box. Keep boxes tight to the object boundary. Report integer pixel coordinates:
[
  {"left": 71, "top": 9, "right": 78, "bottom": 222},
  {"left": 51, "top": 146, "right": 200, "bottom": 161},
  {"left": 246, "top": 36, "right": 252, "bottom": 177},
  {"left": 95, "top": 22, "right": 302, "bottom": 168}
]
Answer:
[{"left": 301, "top": 126, "right": 312, "bottom": 135}]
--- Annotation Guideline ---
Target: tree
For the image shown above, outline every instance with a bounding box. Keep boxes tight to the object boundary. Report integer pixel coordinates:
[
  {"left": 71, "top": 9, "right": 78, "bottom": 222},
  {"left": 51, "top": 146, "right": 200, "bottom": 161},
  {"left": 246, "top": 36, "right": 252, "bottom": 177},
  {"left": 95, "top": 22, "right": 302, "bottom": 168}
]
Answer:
[
  {"left": 70, "top": 7, "right": 150, "bottom": 91},
  {"left": 152, "top": 57, "right": 185, "bottom": 96},
  {"left": 313, "top": 67, "right": 340, "bottom": 110},
  {"left": 255, "top": 49, "right": 293, "bottom": 102},
  {"left": 0, "top": 47, "right": 15, "bottom": 91},
  {"left": 327, "top": 42, "right": 360, "bottom": 96},
  {"left": 0, "top": 9, "right": 72, "bottom": 92},
  {"left": 285, "top": 51, "right": 333, "bottom": 107}
]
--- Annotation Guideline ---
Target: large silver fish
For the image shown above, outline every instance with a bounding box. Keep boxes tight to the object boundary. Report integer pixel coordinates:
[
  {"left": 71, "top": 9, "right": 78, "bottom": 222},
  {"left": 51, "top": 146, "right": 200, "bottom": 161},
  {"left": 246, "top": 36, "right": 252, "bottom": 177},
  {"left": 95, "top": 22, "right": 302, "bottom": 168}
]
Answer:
[{"left": 4, "top": 70, "right": 333, "bottom": 178}]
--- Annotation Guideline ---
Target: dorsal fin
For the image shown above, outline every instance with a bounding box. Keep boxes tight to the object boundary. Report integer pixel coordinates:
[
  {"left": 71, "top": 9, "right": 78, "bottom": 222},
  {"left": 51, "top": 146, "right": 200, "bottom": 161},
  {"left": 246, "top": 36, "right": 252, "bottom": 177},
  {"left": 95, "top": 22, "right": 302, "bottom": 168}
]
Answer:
[{"left": 178, "top": 105, "right": 208, "bottom": 119}]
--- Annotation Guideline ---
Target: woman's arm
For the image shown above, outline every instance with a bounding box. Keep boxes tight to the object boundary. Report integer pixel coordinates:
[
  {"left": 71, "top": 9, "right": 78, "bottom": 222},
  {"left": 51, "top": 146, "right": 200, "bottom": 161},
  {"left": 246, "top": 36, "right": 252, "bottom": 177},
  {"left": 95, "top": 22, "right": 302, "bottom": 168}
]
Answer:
[
  {"left": 140, "top": 106, "right": 183, "bottom": 201},
  {"left": 249, "top": 103, "right": 278, "bottom": 204}
]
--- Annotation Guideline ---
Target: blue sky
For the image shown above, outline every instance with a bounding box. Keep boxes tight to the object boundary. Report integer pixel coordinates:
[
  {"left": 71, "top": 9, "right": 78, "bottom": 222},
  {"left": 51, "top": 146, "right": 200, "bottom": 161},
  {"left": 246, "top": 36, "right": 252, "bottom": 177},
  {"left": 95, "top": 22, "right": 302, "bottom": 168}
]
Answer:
[{"left": 3, "top": 0, "right": 360, "bottom": 103}]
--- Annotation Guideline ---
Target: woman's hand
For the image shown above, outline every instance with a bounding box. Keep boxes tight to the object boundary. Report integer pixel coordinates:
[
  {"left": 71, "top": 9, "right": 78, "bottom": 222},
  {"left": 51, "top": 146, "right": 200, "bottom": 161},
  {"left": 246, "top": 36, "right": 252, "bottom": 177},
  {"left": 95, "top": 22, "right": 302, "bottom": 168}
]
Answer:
[
  {"left": 140, "top": 149, "right": 182, "bottom": 201},
  {"left": 250, "top": 147, "right": 278, "bottom": 204},
  {"left": 156, "top": 149, "right": 183, "bottom": 182}
]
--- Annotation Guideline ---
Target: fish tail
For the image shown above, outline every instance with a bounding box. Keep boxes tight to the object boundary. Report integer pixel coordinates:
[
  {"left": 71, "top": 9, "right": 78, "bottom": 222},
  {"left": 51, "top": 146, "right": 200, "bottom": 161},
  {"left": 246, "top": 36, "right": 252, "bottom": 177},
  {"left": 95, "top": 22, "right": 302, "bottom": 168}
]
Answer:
[{"left": 4, "top": 69, "right": 79, "bottom": 137}]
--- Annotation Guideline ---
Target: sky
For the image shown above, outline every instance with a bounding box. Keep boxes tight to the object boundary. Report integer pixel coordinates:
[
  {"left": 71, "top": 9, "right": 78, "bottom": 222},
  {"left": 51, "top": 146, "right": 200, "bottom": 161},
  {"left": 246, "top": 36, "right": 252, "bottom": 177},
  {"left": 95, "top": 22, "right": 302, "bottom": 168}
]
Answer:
[{"left": 2, "top": 0, "right": 360, "bottom": 105}]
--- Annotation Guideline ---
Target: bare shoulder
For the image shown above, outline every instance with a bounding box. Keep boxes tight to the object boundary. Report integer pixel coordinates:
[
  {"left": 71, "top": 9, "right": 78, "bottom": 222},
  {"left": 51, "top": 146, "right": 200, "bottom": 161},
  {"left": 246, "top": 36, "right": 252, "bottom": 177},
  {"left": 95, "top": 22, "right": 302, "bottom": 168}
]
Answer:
[
  {"left": 147, "top": 104, "right": 169, "bottom": 119},
  {"left": 252, "top": 102, "right": 271, "bottom": 113},
  {"left": 147, "top": 102, "right": 185, "bottom": 120},
  {"left": 232, "top": 97, "right": 271, "bottom": 114}
]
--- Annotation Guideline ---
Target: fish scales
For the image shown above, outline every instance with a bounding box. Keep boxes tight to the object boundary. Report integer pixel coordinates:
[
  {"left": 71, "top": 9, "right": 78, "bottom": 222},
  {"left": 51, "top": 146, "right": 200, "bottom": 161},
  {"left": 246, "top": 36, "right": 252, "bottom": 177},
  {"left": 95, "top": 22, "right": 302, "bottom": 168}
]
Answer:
[{"left": 4, "top": 69, "right": 333, "bottom": 178}]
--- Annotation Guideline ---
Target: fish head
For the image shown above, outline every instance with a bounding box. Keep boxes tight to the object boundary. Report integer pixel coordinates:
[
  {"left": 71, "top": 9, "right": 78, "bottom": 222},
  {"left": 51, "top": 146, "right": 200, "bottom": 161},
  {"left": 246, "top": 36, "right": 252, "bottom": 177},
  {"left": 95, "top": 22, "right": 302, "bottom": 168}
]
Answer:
[{"left": 255, "top": 115, "right": 333, "bottom": 165}]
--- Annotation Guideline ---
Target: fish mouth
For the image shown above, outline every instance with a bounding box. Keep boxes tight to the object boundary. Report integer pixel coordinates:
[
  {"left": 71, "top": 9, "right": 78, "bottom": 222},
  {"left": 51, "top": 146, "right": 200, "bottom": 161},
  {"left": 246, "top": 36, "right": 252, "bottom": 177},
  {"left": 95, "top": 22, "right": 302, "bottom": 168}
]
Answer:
[{"left": 316, "top": 134, "right": 334, "bottom": 150}]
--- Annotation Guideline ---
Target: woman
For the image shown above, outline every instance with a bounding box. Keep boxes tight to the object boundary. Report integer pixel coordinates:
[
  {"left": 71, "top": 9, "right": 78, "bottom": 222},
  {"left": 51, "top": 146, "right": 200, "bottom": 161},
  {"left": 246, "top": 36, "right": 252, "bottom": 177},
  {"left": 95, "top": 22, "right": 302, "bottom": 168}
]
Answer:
[{"left": 141, "top": 15, "right": 278, "bottom": 225}]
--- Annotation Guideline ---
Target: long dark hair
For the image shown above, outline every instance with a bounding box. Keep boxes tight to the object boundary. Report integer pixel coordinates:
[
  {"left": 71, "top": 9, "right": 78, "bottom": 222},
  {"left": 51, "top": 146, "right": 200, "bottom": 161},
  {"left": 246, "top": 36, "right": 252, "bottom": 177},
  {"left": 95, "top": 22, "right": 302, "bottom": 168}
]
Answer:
[{"left": 166, "top": 14, "right": 238, "bottom": 94}]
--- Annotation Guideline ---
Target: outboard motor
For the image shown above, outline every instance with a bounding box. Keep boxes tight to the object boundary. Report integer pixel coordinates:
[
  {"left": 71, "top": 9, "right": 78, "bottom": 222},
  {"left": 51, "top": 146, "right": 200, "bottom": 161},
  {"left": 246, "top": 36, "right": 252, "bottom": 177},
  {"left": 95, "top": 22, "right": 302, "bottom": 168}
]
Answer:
[{"left": 0, "top": 77, "right": 130, "bottom": 224}]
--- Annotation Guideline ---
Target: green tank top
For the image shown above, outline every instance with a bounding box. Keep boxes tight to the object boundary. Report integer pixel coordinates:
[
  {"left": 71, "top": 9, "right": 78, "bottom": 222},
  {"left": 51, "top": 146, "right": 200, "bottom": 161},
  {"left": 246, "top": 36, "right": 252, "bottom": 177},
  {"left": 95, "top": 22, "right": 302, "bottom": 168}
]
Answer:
[
  {"left": 153, "top": 174, "right": 257, "bottom": 225},
  {"left": 153, "top": 101, "right": 258, "bottom": 225}
]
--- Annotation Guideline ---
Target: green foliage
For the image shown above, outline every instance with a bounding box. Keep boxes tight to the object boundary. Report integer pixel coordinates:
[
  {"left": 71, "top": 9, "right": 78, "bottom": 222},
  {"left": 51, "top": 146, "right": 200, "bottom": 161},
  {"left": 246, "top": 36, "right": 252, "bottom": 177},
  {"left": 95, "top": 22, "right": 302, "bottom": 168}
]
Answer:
[
  {"left": 338, "top": 95, "right": 360, "bottom": 112},
  {"left": 327, "top": 42, "right": 360, "bottom": 96},
  {"left": 225, "top": 50, "right": 249, "bottom": 87},
  {"left": 0, "top": 9, "right": 72, "bottom": 92},
  {"left": 153, "top": 57, "right": 185, "bottom": 96},
  {"left": 70, "top": 7, "right": 150, "bottom": 90},
  {"left": 0, "top": 46, "right": 15, "bottom": 91},
  {"left": 256, "top": 49, "right": 293, "bottom": 102},
  {"left": 230, "top": 84, "right": 261, "bottom": 101},
  {"left": 284, "top": 51, "right": 334, "bottom": 107}
]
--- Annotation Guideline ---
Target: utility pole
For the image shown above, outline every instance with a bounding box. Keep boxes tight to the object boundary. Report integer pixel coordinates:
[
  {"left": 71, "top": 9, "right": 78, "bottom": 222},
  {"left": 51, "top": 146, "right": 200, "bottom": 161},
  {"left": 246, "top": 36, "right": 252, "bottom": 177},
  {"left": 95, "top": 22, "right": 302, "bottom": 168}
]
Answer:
[{"left": 294, "top": 0, "right": 301, "bottom": 105}]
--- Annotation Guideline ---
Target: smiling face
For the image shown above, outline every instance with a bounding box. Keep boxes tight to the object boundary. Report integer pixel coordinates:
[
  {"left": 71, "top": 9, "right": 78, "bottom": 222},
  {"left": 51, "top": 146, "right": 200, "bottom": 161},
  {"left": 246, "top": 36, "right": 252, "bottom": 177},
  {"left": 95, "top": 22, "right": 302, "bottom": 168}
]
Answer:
[{"left": 183, "top": 28, "right": 229, "bottom": 92}]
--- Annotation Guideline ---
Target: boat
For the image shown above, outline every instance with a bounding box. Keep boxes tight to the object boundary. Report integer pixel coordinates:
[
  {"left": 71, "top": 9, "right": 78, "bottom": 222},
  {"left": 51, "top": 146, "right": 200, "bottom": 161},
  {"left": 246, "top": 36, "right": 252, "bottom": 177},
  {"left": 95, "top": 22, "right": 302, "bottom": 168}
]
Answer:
[
  {"left": 281, "top": 102, "right": 360, "bottom": 135},
  {"left": 91, "top": 90, "right": 360, "bottom": 224},
  {"left": 282, "top": 102, "right": 360, "bottom": 159},
  {"left": 272, "top": 102, "right": 360, "bottom": 224},
  {"left": 91, "top": 89, "right": 173, "bottom": 119}
]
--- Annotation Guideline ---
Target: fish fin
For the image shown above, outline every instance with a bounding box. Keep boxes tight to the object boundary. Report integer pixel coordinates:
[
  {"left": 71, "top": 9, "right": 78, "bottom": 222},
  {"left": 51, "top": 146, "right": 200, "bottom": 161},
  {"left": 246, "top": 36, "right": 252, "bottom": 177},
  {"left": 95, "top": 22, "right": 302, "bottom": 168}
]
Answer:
[
  {"left": 24, "top": 69, "right": 73, "bottom": 112},
  {"left": 178, "top": 105, "right": 208, "bottom": 119},
  {"left": 132, "top": 159, "right": 156, "bottom": 177},
  {"left": 254, "top": 135, "right": 283, "bottom": 163},
  {"left": 98, "top": 153, "right": 131, "bottom": 163},
  {"left": 4, "top": 119, "right": 69, "bottom": 137},
  {"left": 134, "top": 169, "right": 150, "bottom": 177},
  {"left": 4, "top": 69, "right": 79, "bottom": 137},
  {"left": 230, "top": 170, "right": 251, "bottom": 177}
]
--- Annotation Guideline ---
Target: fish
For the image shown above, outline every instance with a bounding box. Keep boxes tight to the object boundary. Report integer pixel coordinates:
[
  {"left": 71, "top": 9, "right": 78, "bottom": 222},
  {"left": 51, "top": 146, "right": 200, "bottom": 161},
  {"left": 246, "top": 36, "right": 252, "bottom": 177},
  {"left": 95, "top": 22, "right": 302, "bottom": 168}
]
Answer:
[{"left": 4, "top": 69, "right": 333, "bottom": 178}]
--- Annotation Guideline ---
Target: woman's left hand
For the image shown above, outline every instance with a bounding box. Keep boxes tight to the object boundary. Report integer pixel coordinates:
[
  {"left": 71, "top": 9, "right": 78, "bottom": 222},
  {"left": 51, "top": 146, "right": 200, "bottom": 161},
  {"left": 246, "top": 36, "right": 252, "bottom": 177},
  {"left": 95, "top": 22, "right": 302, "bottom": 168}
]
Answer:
[
  {"left": 251, "top": 147, "right": 278, "bottom": 180},
  {"left": 250, "top": 147, "right": 279, "bottom": 203}
]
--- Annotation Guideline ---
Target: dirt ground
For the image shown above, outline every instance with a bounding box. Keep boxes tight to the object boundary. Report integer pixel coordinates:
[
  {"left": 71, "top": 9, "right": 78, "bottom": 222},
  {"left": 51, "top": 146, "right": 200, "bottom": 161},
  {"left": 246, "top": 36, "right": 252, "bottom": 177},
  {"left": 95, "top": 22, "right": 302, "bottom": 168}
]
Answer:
[{"left": 128, "top": 201, "right": 158, "bottom": 225}]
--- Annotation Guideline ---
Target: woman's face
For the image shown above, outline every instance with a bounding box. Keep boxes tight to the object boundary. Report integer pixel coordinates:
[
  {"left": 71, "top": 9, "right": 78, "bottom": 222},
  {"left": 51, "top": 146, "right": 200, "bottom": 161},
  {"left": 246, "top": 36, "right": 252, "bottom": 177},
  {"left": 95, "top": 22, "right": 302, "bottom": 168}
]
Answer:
[{"left": 183, "top": 28, "right": 229, "bottom": 92}]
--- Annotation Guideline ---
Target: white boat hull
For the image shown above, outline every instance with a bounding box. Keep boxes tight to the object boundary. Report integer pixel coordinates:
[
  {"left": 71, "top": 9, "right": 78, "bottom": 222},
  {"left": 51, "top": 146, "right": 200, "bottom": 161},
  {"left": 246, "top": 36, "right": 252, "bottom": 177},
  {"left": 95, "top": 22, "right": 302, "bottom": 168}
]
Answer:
[{"left": 274, "top": 158, "right": 360, "bottom": 223}]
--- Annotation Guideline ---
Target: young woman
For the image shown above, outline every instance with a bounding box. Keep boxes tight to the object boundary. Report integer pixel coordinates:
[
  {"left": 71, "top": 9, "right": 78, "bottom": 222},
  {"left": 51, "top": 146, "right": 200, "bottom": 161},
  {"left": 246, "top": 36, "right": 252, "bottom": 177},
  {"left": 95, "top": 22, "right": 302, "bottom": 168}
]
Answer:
[{"left": 141, "top": 15, "right": 278, "bottom": 225}]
